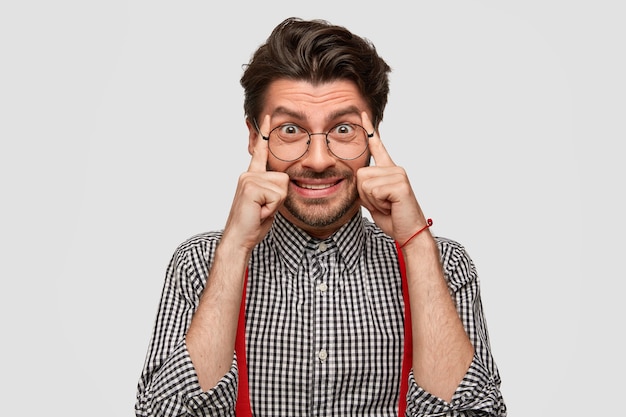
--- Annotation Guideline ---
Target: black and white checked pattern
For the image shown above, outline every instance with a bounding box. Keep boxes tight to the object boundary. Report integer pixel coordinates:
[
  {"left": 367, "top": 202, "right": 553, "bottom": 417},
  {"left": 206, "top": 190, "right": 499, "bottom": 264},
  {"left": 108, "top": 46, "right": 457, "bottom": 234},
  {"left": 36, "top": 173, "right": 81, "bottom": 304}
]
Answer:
[{"left": 136, "top": 212, "right": 506, "bottom": 416}]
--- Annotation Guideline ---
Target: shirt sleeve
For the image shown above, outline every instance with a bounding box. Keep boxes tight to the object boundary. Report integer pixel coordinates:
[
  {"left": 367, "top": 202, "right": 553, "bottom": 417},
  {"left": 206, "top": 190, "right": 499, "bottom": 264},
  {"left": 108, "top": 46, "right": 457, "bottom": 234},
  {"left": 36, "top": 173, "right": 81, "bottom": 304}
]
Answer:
[
  {"left": 134, "top": 233, "right": 239, "bottom": 417},
  {"left": 405, "top": 237, "right": 507, "bottom": 417}
]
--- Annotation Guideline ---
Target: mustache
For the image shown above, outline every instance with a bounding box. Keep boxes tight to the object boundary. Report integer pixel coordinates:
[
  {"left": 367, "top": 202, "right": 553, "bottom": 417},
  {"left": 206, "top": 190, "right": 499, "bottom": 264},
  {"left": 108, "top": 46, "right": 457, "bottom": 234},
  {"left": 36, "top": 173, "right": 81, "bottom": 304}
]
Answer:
[
  {"left": 283, "top": 168, "right": 354, "bottom": 180},
  {"left": 265, "top": 163, "right": 354, "bottom": 180}
]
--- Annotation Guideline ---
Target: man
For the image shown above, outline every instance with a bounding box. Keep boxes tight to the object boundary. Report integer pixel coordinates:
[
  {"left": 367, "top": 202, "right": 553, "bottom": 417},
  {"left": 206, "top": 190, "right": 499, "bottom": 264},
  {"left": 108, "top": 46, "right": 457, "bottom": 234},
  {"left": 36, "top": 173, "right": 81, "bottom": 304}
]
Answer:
[{"left": 136, "top": 17, "right": 506, "bottom": 416}]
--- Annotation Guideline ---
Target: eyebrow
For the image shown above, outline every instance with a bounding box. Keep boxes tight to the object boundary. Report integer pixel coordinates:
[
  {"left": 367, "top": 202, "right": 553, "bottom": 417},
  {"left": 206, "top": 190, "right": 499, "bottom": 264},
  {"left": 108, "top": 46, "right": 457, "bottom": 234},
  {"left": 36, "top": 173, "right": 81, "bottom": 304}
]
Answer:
[{"left": 271, "top": 107, "right": 306, "bottom": 120}]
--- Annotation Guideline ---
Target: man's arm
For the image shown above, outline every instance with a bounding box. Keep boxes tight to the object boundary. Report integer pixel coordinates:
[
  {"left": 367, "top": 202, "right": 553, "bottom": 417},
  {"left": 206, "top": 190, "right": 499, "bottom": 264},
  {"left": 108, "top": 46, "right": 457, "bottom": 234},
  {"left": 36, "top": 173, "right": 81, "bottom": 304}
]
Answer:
[
  {"left": 401, "top": 230, "right": 474, "bottom": 402},
  {"left": 356, "top": 112, "right": 498, "bottom": 408},
  {"left": 185, "top": 239, "right": 250, "bottom": 390},
  {"left": 136, "top": 116, "right": 288, "bottom": 416},
  {"left": 187, "top": 115, "right": 289, "bottom": 390}
]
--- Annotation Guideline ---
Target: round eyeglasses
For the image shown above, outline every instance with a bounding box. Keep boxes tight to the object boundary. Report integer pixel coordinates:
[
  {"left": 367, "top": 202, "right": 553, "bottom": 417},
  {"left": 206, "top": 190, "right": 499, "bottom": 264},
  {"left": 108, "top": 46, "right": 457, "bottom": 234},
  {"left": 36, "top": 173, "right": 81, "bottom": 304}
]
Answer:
[{"left": 258, "top": 122, "right": 374, "bottom": 162}]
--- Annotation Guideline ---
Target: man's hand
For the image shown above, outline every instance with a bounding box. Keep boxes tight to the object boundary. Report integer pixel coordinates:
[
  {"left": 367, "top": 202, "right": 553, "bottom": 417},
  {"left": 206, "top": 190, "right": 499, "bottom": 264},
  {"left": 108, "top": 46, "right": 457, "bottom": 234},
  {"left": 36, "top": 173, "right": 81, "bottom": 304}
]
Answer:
[
  {"left": 357, "top": 112, "right": 429, "bottom": 244},
  {"left": 221, "top": 115, "right": 289, "bottom": 252}
]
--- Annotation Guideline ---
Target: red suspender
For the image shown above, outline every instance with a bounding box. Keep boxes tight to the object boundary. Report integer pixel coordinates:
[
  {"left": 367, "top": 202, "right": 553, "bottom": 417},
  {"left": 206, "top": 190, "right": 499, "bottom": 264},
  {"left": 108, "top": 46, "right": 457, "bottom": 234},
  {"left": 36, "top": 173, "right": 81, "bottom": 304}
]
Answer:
[
  {"left": 396, "top": 241, "right": 412, "bottom": 417},
  {"left": 235, "top": 243, "right": 411, "bottom": 417},
  {"left": 234, "top": 269, "right": 253, "bottom": 417}
]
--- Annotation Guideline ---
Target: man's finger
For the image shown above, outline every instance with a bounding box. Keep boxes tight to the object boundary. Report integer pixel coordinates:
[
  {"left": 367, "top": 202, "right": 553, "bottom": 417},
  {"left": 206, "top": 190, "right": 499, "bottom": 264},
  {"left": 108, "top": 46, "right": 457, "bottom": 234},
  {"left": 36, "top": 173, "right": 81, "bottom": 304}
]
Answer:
[
  {"left": 248, "top": 114, "right": 271, "bottom": 172},
  {"left": 362, "top": 111, "right": 395, "bottom": 167}
]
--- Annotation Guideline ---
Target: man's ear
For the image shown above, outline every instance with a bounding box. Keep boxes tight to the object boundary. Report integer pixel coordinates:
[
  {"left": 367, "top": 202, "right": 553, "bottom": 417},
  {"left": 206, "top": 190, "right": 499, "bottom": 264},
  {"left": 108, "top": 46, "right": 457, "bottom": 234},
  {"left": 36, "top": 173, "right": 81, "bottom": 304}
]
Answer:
[{"left": 245, "top": 118, "right": 259, "bottom": 156}]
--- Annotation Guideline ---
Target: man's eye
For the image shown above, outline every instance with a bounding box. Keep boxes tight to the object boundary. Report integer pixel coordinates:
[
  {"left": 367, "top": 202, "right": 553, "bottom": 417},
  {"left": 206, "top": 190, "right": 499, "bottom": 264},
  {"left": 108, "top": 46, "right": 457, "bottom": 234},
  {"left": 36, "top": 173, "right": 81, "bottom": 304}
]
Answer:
[
  {"left": 280, "top": 124, "right": 301, "bottom": 135},
  {"left": 334, "top": 124, "right": 355, "bottom": 135}
]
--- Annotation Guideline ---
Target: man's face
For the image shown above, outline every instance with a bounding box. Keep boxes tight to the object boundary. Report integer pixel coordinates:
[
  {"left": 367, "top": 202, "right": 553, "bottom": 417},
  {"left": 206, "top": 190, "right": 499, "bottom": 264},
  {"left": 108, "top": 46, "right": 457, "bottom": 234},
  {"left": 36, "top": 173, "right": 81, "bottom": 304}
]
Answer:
[{"left": 247, "top": 79, "right": 373, "bottom": 239}]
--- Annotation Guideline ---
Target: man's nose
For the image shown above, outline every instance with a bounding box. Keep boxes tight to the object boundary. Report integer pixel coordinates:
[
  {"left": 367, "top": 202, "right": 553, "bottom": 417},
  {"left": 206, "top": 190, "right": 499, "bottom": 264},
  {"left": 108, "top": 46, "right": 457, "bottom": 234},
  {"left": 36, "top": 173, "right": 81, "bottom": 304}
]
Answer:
[{"left": 300, "top": 133, "right": 336, "bottom": 171}]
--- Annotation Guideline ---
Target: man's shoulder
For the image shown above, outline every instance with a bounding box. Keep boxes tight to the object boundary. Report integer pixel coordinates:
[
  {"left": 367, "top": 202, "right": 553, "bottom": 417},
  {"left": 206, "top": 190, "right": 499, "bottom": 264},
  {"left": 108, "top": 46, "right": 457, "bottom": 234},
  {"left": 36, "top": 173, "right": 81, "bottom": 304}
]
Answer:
[
  {"left": 433, "top": 235, "right": 467, "bottom": 253},
  {"left": 178, "top": 229, "right": 223, "bottom": 247},
  {"left": 170, "top": 230, "right": 224, "bottom": 262}
]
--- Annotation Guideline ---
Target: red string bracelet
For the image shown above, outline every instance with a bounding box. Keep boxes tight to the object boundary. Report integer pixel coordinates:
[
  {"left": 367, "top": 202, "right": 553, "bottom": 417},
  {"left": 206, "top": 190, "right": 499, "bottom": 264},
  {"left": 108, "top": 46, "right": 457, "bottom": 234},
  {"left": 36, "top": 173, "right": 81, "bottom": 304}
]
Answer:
[{"left": 399, "top": 218, "right": 433, "bottom": 249}]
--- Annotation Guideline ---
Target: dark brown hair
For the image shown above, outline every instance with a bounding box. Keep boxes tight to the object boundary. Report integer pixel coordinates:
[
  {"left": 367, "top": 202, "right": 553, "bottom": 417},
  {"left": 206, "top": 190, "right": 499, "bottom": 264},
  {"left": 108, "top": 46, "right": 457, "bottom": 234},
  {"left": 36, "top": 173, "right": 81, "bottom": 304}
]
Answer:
[{"left": 240, "top": 17, "right": 391, "bottom": 127}]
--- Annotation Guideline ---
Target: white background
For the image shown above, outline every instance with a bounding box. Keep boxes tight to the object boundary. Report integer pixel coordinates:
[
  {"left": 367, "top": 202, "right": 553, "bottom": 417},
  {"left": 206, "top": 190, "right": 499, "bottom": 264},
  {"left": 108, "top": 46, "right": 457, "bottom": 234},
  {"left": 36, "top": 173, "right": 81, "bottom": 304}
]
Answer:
[{"left": 1, "top": 1, "right": 623, "bottom": 415}]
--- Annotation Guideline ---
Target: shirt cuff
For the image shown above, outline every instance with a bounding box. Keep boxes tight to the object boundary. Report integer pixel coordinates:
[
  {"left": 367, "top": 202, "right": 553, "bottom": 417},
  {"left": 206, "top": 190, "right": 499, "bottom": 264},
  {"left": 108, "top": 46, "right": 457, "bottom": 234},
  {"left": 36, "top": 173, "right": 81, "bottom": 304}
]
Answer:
[
  {"left": 146, "top": 340, "right": 239, "bottom": 416},
  {"left": 406, "top": 355, "right": 506, "bottom": 416}
]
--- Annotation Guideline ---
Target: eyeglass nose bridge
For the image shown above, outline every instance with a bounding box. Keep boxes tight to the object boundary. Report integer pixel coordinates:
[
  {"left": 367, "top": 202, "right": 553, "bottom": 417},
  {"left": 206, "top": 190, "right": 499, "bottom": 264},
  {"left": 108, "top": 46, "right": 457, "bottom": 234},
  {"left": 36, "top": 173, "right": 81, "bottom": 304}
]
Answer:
[{"left": 306, "top": 131, "right": 331, "bottom": 144}]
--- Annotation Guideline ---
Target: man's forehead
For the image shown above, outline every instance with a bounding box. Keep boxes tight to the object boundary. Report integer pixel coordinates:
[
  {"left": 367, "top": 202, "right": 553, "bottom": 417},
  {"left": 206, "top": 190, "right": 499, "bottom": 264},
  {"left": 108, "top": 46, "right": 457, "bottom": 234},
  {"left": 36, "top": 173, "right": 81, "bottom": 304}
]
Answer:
[{"left": 263, "top": 79, "right": 369, "bottom": 122}]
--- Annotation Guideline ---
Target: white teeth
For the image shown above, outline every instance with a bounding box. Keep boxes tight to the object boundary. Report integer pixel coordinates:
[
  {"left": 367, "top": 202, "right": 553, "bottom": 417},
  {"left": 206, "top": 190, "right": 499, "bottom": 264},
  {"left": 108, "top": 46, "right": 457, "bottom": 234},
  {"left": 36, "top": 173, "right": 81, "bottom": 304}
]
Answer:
[{"left": 298, "top": 182, "right": 334, "bottom": 190}]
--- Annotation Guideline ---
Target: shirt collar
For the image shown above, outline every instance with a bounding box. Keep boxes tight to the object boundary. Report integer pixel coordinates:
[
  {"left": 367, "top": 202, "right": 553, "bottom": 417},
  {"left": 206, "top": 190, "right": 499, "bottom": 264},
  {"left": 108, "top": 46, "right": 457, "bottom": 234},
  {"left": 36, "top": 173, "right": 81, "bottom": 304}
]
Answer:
[{"left": 269, "top": 210, "right": 366, "bottom": 274}]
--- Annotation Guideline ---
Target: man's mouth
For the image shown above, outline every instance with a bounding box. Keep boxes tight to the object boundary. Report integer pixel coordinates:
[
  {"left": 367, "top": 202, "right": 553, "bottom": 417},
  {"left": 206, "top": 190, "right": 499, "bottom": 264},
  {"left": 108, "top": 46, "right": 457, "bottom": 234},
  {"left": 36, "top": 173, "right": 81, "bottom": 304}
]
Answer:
[{"left": 293, "top": 180, "right": 341, "bottom": 190}]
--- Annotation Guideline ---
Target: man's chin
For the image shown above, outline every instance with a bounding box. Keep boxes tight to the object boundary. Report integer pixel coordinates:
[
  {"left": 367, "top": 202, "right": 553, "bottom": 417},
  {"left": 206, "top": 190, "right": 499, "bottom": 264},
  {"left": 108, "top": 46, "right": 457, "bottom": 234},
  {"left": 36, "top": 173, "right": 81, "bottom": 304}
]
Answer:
[{"left": 282, "top": 198, "right": 358, "bottom": 230}]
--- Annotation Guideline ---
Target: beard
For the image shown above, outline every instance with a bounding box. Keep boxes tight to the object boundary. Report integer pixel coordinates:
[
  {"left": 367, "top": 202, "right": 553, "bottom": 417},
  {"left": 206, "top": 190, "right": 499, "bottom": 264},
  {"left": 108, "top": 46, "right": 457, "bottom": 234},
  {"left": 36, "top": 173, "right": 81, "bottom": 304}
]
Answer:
[{"left": 281, "top": 167, "right": 360, "bottom": 229}]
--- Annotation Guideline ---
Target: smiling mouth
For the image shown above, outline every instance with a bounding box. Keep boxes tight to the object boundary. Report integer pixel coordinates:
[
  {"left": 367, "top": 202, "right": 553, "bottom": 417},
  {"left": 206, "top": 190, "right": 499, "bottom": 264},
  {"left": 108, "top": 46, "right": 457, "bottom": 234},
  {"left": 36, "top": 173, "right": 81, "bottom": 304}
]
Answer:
[{"left": 293, "top": 180, "right": 341, "bottom": 190}]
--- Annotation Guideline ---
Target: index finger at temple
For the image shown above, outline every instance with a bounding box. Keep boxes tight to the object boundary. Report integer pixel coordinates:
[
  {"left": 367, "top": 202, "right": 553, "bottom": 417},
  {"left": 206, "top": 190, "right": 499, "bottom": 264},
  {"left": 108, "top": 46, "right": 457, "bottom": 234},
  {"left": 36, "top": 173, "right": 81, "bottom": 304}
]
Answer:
[
  {"left": 362, "top": 112, "right": 395, "bottom": 167},
  {"left": 248, "top": 115, "right": 271, "bottom": 172}
]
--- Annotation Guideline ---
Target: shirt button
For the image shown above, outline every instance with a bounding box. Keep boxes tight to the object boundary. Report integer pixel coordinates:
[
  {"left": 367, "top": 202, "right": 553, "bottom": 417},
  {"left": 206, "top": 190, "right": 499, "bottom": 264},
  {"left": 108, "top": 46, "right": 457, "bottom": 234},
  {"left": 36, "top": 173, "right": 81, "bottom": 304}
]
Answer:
[
  {"left": 318, "top": 349, "right": 328, "bottom": 361},
  {"left": 317, "top": 282, "right": 328, "bottom": 293},
  {"left": 318, "top": 242, "right": 328, "bottom": 252}
]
